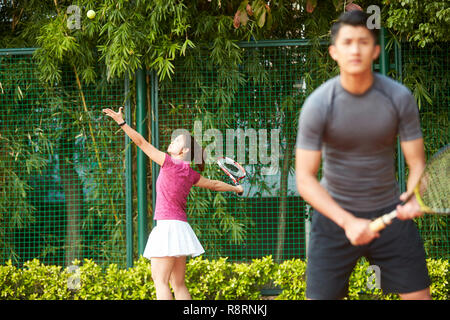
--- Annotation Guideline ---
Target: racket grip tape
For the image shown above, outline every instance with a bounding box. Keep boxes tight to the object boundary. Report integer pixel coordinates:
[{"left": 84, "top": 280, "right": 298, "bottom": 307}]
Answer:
[
  {"left": 369, "top": 210, "right": 397, "bottom": 232},
  {"left": 235, "top": 183, "right": 243, "bottom": 196}
]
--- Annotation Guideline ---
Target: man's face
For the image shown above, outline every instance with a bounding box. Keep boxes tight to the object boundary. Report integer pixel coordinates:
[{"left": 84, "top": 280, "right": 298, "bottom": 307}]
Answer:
[{"left": 329, "top": 25, "right": 380, "bottom": 75}]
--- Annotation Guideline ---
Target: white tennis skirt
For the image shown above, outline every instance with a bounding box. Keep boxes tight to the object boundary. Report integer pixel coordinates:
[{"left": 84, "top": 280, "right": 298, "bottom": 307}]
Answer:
[{"left": 143, "top": 220, "right": 205, "bottom": 259}]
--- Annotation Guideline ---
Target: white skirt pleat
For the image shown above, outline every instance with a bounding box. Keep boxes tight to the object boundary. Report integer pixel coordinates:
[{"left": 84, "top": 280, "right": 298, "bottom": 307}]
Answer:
[{"left": 143, "top": 220, "right": 205, "bottom": 259}]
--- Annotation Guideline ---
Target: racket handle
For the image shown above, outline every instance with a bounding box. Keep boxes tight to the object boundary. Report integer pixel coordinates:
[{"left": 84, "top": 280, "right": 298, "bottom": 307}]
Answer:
[
  {"left": 369, "top": 210, "right": 398, "bottom": 232},
  {"left": 235, "top": 183, "right": 243, "bottom": 196}
]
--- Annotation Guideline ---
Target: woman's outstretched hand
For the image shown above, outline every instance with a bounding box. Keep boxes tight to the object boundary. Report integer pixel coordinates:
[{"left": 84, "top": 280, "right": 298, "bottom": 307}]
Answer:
[{"left": 102, "top": 106, "right": 124, "bottom": 124}]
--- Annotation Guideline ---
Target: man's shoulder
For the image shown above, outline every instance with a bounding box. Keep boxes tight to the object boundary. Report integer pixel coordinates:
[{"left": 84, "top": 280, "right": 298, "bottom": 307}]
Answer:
[
  {"left": 304, "top": 75, "right": 340, "bottom": 108},
  {"left": 373, "top": 73, "right": 413, "bottom": 101},
  {"left": 311, "top": 75, "right": 340, "bottom": 96}
]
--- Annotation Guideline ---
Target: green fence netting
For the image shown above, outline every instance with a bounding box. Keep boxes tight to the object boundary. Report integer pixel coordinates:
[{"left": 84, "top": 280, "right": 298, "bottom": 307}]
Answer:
[
  {"left": 157, "top": 40, "right": 450, "bottom": 262},
  {"left": 0, "top": 39, "right": 448, "bottom": 268},
  {"left": 157, "top": 40, "right": 335, "bottom": 262},
  {"left": 0, "top": 49, "right": 127, "bottom": 267},
  {"left": 398, "top": 42, "right": 450, "bottom": 259}
]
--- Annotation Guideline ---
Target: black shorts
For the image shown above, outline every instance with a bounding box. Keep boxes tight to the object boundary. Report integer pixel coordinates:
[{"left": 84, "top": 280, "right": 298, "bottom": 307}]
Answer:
[{"left": 306, "top": 203, "right": 431, "bottom": 300}]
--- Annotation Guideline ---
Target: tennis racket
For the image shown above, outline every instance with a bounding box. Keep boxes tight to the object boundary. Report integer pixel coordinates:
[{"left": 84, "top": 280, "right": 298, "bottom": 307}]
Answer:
[
  {"left": 217, "top": 156, "right": 246, "bottom": 196},
  {"left": 369, "top": 144, "right": 449, "bottom": 232}
]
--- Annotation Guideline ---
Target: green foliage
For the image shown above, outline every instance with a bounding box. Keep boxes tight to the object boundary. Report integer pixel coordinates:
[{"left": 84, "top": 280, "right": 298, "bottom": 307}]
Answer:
[
  {"left": 392, "top": 42, "right": 449, "bottom": 257},
  {"left": 427, "top": 259, "right": 450, "bottom": 300},
  {"left": 2, "top": 0, "right": 277, "bottom": 84},
  {"left": 0, "top": 55, "right": 59, "bottom": 264},
  {"left": 346, "top": 259, "right": 398, "bottom": 300},
  {"left": 1, "top": 0, "right": 448, "bottom": 85},
  {"left": 383, "top": 0, "right": 450, "bottom": 47},
  {"left": 186, "top": 256, "right": 276, "bottom": 300},
  {"left": 0, "top": 257, "right": 156, "bottom": 300},
  {"left": 273, "top": 258, "right": 307, "bottom": 299},
  {"left": 346, "top": 259, "right": 449, "bottom": 300},
  {"left": 218, "top": 256, "right": 276, "bottom": 299},
  {"left": 1, "top": 256, "right": 448, "bottom": 300},
  {"left": 0, "top": 0, "right": 448, "bottom": 276},
  {"left": 0, "top": 53, "right": 127, "bottom": 266},
  {"left": 72, "top": 257, "right": 156, "bottom": 300},
  {"left": 0, "top": 259, "right": 70, "bottom": 299}
]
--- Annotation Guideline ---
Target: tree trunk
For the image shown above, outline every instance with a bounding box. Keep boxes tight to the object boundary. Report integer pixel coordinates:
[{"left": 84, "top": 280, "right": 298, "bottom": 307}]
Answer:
[
  {"left": 59, "top": 130, "right": 83, "bottom": 267},
  {"left": 275, "top": 138, "right": 294, "bottom": 263}
]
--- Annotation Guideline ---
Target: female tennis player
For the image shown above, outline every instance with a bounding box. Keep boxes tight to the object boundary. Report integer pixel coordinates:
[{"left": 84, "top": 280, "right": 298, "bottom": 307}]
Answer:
[{"left": 103, "top": 107, "right": 243, "bottom": 300}]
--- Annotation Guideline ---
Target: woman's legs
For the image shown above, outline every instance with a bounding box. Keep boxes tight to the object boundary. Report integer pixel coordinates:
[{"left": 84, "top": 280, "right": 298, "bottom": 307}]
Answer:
[
  {"left": 151, "top": 256, "right": 191, "bottom": 300},
  {"left": 169, "top": 256, "right": 191, "bottom": 300},
  {"left": 151, "top": 257, "right": 176, "bottom": 300}
]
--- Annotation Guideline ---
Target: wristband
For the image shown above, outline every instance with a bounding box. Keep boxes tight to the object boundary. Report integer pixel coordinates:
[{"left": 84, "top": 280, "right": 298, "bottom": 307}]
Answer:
[{"left": 118, "top": 121, "right": 126, "bottom": 126}]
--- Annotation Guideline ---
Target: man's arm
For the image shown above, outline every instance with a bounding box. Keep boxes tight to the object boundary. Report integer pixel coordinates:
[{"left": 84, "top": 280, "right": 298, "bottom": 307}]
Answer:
[
  {"left": 295, "top": 148, "right": 379, "bottom": 245},
  {"left": 396, "top": 138, "right": 426, "bottom": 220}
]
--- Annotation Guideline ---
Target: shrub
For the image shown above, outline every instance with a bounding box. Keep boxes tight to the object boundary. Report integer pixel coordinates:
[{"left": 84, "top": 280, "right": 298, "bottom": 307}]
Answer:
[
  {"left": 273, "top": 258, "right": 307, "bottom": 300},
  {"left": 0, "top": 259, "right": 71, "bottom": 300},
  {"left": 427, "top": 259, "right": 449, "bottom": 300},
  {"left": 186, "top": 255, "right": 276, "bottom": 300},
  {"left": 72, "top": 257, "right": 156, "bottom": 300},
  {"left": 0, "top": 256, "right": 448, "bottom": 300}
]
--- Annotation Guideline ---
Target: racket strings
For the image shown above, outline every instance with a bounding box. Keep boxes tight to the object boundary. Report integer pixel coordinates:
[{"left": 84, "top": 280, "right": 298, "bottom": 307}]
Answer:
[
  {"left": 419, "top": 147, "right": 450, "bottom": 213},
  {"left": 224, "top": 163, "right": 242, "bottom": 175},
  {"left": 218, "top": 158, "right": 245, "bottom": 178}
]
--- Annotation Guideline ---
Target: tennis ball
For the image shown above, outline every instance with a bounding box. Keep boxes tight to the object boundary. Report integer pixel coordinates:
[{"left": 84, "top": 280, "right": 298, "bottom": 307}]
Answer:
[{"left": 87, "top": 10, "right": 96, "bottom": 19}]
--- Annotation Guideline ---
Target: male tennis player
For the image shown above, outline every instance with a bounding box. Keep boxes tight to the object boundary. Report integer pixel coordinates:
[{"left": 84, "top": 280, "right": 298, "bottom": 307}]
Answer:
[{"left": 295, "top": 10, "right": 431, "bottom": 300}]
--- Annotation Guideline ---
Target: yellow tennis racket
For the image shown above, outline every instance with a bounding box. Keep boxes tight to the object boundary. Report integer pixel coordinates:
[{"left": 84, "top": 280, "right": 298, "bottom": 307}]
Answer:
[{"left": 370, "top": 144, "right": 449, "bottom": 232}]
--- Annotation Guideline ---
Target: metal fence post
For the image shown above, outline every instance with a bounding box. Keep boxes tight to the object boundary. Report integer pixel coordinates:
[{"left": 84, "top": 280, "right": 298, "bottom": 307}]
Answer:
[
  {"left": 150, "top": 71, "right": 160, "bottom": 230},
  {"left": 394, "top": 40, "right": 406, "bottom": 193},
  {"left": 124, "top": 72, "right": 134, "bottom": 268},
  {"left": 380, "top": 27, "right": 406, "bottom": 193},
  {"left": 136, "top": 68, "right": 148, "bottom": 256}
]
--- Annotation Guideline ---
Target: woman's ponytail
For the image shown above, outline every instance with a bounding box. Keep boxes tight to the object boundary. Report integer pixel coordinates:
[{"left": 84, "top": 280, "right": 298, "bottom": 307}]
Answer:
[{"left": 185, "top": 134, "right": 205, "bottom": 172}]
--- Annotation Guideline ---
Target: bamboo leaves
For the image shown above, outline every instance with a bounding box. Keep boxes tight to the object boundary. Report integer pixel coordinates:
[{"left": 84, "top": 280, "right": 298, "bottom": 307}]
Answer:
[{"left": 383, "top": 0, "right": 450, "bottom": 47}]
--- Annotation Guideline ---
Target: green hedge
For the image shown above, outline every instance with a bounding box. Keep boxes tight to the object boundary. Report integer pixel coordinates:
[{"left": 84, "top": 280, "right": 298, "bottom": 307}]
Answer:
[{"left": 0, "top": 256, "right": 448, "bottom": 300}]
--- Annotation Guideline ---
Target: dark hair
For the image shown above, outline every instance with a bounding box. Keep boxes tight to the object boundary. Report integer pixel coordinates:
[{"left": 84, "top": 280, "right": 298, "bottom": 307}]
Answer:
[
  {"left": 183, "top": 133, "right": 205, "bottom": 172},
  {"left": 330, "top": 10, "right": 379, "bottom": 45}
]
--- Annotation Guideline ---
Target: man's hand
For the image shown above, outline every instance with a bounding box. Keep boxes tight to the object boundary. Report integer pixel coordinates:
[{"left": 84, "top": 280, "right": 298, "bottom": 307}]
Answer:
[
  {"left": 395, "top": 192, "right": 423, "bottom": 220},
  {"left": 343, "top": 216, "right": 379, "bottom": 246}
]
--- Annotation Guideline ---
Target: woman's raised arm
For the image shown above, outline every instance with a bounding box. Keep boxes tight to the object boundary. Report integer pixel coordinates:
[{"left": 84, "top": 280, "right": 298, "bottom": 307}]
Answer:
[{"left": 103, "top": 107, "right": 165, "bottom": 166}]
